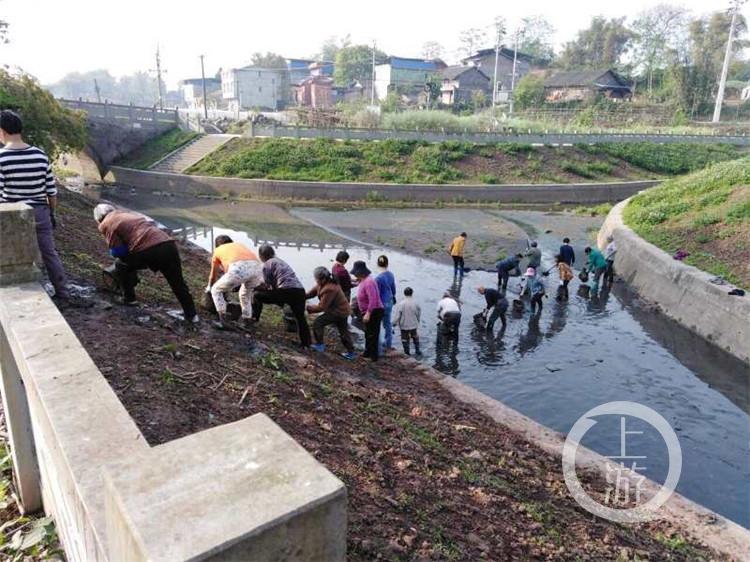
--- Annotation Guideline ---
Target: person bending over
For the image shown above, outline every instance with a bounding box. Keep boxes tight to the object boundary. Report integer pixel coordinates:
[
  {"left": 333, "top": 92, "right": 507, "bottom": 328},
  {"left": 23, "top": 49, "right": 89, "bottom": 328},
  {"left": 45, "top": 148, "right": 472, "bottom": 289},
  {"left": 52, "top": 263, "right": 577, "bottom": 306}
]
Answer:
[
  {"left": 93, "top": 203, "right": 197, "bottom": 322},
  {"left": 252, "top": 244, "right": 311, "bottom": 347},
  {"left": 477, "top": 286, "right": 508, "bottom": 330},
  {"left": 207, "top": 235, "right": 263, "bottom": 329},
  {"left": 306, "top": 266, "right": 355, "bottom": 360},
  {"left": 495, "top": 253, "right": 523, "bottom": 292},
  {"left": 437, "top": 292, "right": 461, "bottom": 337}
]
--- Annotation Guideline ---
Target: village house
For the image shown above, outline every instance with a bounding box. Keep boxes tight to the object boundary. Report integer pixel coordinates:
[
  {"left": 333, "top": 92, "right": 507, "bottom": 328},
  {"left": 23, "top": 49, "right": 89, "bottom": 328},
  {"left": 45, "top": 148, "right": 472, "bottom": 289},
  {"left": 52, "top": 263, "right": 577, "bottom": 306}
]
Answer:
[
  {"left": 286, "top": 59, "right": 316, "bottom": 85},
  {"left": 374, "top": 56, "right": 446, "bottom": 101},
  {"left": 221, "top": 66, "right": 289, "bottom": 111},
  {"left": 179, "top": 77, "right": 221, "bottom": 110},
  {"left": 439, "top": 66, "right": 491, "bottom": 106},
  {"left": 461, "top": 47, "right": 533, "bottom": 97},
  {"left": 543, "top": 69, "right": 632, "bottom": 103},
  {"left": 293, "top": 75, "right": 335, "bottom": 109}
]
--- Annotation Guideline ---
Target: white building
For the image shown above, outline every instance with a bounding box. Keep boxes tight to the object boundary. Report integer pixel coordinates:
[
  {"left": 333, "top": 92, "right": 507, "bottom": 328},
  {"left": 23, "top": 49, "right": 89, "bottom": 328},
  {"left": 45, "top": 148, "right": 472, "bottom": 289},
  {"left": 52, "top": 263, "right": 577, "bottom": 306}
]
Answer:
[{"left": 221, "top": 66, "right": 289, "bottom": 111}]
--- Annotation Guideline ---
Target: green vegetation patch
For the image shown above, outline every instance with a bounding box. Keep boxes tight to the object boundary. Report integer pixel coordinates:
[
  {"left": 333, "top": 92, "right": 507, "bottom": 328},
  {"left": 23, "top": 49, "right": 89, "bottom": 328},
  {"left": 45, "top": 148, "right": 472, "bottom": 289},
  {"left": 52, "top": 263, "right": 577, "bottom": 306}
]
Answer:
[
  {"left": 586, "top": 142, "right": 742, "bottom": 175},
  {"left": 117, "top": 128, "right": 200, "bottom": 169},
  {"left": 624, "top": 157, "right": 750, "bottom": 288}
]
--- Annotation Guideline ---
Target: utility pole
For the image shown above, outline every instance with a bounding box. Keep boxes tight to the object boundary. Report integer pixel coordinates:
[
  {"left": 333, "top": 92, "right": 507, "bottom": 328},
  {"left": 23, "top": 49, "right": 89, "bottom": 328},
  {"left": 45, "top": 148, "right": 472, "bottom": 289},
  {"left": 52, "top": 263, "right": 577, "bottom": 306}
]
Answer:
[
  {"left": 492, "top": 18, "right": 504, "bottom": 106},
  {"left": 713, "top": 0, "right": 744, "bottom": 123},
  {"left": 150, "top": 44, "right": 166, "bottom": 110},
  {"left": 200, "top": 54, "right": 208, "bottom": 120},
  {"left": 371, "top": 40, "right": 377, "bottom": 106},
  {"left": 94, "top": 78, "right": 102, "bottom": 103},
  {"left": 509, "top": 28, "right": 522, "bottom": 116}
]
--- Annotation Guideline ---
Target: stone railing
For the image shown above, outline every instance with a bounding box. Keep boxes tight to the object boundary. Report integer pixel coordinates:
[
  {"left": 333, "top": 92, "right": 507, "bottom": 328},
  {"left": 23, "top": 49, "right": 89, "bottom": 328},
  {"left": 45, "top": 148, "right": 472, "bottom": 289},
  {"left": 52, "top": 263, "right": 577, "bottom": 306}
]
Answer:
[
  {"left": 59, "top": 99, "right": 179, "bottom": 128},
  {"left": 0, "top": 203, "right": 346, "bottom": 561}
]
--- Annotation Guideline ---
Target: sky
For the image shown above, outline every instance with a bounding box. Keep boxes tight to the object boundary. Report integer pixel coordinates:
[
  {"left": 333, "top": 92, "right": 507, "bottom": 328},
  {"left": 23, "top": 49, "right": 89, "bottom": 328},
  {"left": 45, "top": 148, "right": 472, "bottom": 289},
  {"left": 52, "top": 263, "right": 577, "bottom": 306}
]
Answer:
[{"left": 2, "top": 0, "right": 748, "bottom": 89}]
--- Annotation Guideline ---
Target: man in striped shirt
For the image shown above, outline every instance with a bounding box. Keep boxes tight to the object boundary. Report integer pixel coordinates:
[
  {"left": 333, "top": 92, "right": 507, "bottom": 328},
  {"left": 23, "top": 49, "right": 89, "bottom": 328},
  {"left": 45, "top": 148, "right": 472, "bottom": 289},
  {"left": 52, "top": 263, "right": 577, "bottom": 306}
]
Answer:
[{"left": 0, "top": 110, "right": 69, "bottom": 298}]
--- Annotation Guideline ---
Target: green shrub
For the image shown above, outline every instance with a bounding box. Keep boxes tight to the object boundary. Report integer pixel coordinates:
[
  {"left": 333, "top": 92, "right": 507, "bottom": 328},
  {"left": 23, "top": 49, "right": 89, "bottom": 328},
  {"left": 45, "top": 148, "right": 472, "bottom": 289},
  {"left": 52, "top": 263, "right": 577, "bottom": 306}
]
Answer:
[
  {"left": 479, "top": 174, "right": 499, "bottom": 184},
  {"left": 561, "top": 161, "right": 595, "bottom": 178},
  {"left": 498, "top": 143, "right": 535, "bottom": 155},
  {"left": 593, "top": 143, "right": 741, "bottom": 175}
]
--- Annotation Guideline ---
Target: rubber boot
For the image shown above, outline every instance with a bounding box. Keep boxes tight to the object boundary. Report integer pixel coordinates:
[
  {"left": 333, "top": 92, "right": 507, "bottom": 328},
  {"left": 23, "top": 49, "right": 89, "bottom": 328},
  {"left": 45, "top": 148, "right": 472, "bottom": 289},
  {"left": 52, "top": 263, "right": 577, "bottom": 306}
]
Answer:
[
  {"left": 402, "top": 341, "right": 410, "bottom": 355},
  {"left": 414, "top": 342, "right": 422, "bottom": 357}
]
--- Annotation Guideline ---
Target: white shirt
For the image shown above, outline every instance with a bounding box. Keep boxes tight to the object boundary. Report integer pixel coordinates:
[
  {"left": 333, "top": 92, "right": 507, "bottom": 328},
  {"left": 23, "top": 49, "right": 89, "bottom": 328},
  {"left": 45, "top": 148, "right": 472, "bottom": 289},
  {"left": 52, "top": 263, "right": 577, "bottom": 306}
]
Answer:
[{"left": 437, "top": 297, "right": 460, "bottom": 319}]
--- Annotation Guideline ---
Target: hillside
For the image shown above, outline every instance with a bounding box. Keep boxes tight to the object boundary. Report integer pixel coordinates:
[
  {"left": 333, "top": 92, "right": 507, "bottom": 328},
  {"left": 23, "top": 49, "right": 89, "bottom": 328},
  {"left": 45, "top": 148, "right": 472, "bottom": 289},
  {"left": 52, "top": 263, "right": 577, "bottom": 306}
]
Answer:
[
  {"left": 185, "top": 137, "right": 744, "bottom": 185},
  {"left": 624, "top": 157, "right": 750, "bottom": 289}
]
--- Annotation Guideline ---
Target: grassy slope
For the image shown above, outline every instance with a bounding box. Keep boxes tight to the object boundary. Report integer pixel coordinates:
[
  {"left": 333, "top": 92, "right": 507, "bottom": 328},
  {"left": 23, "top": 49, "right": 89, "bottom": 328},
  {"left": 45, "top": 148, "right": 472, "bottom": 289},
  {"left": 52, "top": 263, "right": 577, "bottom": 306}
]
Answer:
[
  {"left": 187, "top": 137, "right": 744, "bottom": 185},
  {"left": 117, "top": 128, "right": 200, "bottom": 170},
  {"left": 624, "top": 157, "right": 750, "bottom": 288}
]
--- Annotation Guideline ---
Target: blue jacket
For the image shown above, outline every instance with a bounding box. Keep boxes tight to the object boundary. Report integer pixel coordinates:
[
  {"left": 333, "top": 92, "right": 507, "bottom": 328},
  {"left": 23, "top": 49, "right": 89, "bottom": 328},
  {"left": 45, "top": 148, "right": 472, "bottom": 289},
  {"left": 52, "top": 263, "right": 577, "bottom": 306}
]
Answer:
[
  {"left": 559, "top": 244, "right": 575, "bottom": 266},
  {"left": 376, "top": 270, "right": 396, "bottom": 307},
  {"left": 496, "top": 255, "right": 521, "bottom": 272}
]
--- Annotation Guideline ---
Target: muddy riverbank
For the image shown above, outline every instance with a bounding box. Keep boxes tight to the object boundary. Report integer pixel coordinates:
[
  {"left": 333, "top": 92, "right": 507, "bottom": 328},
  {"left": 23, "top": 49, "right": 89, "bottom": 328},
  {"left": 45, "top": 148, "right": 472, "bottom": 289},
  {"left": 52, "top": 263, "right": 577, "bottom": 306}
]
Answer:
[{"left": 44, "top": 188, "right": 738, "bottom": 560}]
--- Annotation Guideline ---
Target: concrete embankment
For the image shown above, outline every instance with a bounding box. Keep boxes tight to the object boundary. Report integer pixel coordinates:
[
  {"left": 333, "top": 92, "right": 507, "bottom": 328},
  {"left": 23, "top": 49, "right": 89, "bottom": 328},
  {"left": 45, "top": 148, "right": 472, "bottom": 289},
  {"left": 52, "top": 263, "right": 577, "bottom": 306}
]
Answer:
[
  {"left": 598, "top": 199, "right": 750, "bottom": 364},
  {"left": 108, "top": 166, "right": 659, "bottom": 205}
]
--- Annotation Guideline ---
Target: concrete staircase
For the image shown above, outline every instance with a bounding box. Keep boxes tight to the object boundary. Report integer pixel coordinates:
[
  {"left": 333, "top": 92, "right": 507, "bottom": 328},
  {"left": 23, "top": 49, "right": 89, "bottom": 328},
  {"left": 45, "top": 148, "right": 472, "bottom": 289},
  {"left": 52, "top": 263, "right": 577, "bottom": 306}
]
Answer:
[{"left": 149, "top": 134, "right": 237, "bottom": 174}]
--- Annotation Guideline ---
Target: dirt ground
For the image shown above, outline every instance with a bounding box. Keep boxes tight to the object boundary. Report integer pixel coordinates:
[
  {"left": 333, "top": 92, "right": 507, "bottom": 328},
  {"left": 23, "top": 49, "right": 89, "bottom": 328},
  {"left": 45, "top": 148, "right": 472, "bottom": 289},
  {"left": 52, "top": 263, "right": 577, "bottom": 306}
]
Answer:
[{"left": 44, "top": 190, "right": 728, "bottom": 561}]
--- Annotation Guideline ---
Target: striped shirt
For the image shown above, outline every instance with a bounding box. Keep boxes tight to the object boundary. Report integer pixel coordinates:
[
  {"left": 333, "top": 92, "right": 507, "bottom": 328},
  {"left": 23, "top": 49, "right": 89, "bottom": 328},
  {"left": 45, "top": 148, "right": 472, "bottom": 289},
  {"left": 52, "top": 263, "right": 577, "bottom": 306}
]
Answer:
[{"left": 0, "top": 145, "right": 56, "bottom": 207}]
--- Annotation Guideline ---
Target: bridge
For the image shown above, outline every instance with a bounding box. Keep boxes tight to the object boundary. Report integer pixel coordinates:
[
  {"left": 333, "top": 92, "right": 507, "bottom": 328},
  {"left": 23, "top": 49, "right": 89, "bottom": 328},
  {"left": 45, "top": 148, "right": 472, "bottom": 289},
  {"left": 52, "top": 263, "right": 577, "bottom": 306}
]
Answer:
[{"left": 58, "top": 99, "right": 179, "bottom": 181}]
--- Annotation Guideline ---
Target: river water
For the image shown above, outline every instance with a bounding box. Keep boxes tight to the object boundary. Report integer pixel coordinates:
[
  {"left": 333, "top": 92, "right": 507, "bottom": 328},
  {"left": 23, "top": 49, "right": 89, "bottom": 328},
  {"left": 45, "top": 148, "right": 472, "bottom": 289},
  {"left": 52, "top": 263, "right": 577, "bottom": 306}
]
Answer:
[{"left": 113, "top": 194, "right": 749, "bottom": 528}]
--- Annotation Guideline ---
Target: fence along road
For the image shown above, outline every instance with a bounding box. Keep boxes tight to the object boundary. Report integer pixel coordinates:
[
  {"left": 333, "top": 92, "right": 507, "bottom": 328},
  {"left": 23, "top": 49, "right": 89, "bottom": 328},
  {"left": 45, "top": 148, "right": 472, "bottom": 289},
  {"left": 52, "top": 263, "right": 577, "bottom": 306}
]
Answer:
[{"left": 249, "top": 123, "right": 750, "bottom": 146}]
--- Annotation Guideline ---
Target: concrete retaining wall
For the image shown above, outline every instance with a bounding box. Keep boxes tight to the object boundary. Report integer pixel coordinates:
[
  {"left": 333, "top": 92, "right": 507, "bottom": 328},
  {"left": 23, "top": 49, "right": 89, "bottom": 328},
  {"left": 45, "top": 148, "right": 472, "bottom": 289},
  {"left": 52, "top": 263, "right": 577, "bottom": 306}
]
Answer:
[
  {"left": 0, "top": 204, "right": 346, "bottom": 561},
  {"left": 598, "top": 199, "right": 750, "bottom": 364},
  {"left": 109, "top": 166, "right": 659, "bottom": 205}
]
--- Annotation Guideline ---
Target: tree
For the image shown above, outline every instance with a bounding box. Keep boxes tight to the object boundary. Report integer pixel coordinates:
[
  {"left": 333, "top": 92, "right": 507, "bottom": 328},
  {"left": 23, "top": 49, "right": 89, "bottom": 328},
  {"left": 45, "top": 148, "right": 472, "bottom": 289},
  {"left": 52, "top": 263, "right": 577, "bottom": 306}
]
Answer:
[
  {"left": 518, "top": 15, "right": 555, "bottom": 65},
  {"left": 631, "top": 5, "right": 689, "bottom": 96},
  {"left": 46, "top": 70, "right": 162, "bottom": 106},
  {"left": 422, "top": 41, "right": 444, "bottom": 60},
  {"left": 0, "top": 70, "right": 87, "bottom": 159},
  {"left": 559, "top": 16, "right": 635, "bottom": 70},
  {"left": 318, "top": 35, "right": 351, "bottom": 62},
  {"left": 513, "top": 74, "right": 546, "bottom": 109},
  {"left": 668, "top": 11, "right": 748, "bottom": 116},
  {"left": 333, "top": 44, "right": 386, "bottom": 86},
  {"left": 249, "top": 52, "right": 287, "bottom": 68},
  {"left": 459, "top": 28, "right": 488, "bottom": 57}
]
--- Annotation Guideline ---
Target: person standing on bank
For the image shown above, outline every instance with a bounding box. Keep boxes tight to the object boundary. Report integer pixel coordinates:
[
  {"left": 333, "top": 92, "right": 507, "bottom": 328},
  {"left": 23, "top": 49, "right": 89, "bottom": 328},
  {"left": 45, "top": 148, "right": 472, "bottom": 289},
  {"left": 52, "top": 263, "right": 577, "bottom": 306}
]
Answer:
[
  {"left": 93, "top": 204, "right": 198, "bottom": 322},
  {"left": 207, "top": 235, "right": 263, "bottom": 330},
  {"left": 306, "top": 266, "right": 356, "bottom": 360},
  {"left": 332, "top": 250, "right": 353, "bottom": 302},
  {"left": 376, "top": 254, "right": 397, "bottom": 352},
  {"left": 0, "top": 110, "right": 69, "bottom": 300},
  {"left": 559, "top": 237, "right": 575, "bottom": 267},
  {"left": 252, "top": 244, "right": 311, "bottom": 348},
  {"left": 350, "top": 260, "right": 384, "bottom": 361},
  {"left": 448, "top": 232, "right": 467, "bottom": 277}
]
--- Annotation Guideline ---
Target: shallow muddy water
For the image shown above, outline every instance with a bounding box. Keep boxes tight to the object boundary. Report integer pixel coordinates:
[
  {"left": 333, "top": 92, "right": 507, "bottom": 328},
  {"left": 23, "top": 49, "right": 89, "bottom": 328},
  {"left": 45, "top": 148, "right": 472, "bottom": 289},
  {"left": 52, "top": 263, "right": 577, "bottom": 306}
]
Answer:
[{"left": 108, "top": 191, "right": 749, "bottom": 528}]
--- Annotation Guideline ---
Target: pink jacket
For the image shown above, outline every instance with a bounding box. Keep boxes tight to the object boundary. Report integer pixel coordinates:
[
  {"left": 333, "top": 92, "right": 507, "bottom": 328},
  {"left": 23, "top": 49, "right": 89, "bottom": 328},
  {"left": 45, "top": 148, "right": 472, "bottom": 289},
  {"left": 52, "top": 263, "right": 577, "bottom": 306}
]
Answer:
[{"left": 356, "top": 276, "right": 383, "bottom": 314}]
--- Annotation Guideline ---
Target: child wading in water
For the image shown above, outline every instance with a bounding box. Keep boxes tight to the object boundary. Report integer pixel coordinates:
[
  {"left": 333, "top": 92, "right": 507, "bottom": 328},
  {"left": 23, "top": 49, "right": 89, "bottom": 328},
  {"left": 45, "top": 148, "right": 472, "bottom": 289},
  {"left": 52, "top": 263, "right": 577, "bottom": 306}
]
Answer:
[{"left": 392, "top": 287, "right": 421, "bottom": 356}]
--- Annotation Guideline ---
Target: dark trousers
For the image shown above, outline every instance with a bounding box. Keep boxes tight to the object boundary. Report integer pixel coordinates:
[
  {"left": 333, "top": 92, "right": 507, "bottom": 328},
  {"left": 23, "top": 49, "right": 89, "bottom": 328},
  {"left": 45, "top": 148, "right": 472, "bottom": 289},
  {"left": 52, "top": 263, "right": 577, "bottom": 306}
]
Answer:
[
  {"left": 558, "top": 279, "right": 570, "bottom": 301},
  {"left": 252, "top": 287, "right": 311, "bottom": 346},
  {"left": 497, "top": 269, "right": 510, "bottom": 292},
  {"left": 605, "top": 259, "right": 615, "bottom": 285},
  {"left": 592, "top": 266, "right": 606, "bottom": 292},
  {"left": 452, "top": 255, "right": 464, "bottom": 277},
  {"left": 313, "top": 312, "right": 353, "bottom": 352},
  {"left": 531, "top": 293, "right": 544, "bottom": 313},
  {"left": 486, "top": 304, "right": 507, "bottom": 330},
  {"left": 116, "top": 241, "right": 196, "bottom": 319},
  {"left": 33, "top": 206, "right": 69, "bottom": 298},
  {"left": 363, "top": 308, "right": 384, "bottom": 360},
  {"left": 400, "top": 329, "right": 420, "bottom": 355},
  {"left": 440, "top": 311, "right": 461, "bottom": 337}
]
